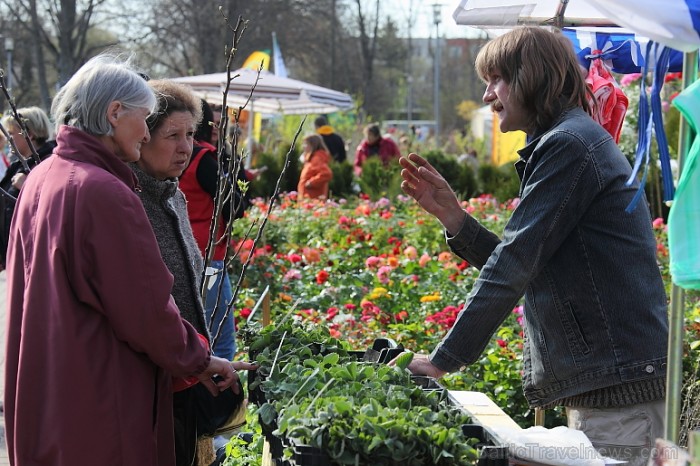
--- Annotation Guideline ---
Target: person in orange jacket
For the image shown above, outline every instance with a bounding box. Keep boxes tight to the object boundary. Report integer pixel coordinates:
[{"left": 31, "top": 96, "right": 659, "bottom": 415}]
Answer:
[{"left": 298, "top": 133, "right": 333, "bottom": 199}]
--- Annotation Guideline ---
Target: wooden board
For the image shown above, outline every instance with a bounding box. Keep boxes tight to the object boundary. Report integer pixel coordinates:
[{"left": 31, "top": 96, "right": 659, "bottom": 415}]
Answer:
[{"left": 448, "top": 390, "right": 522, "bottom": 445}]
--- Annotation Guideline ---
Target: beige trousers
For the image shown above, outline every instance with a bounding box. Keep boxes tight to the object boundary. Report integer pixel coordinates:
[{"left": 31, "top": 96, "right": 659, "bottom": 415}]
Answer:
[{"left": 567, "top": 399, "right": 665, "bottom": 466}]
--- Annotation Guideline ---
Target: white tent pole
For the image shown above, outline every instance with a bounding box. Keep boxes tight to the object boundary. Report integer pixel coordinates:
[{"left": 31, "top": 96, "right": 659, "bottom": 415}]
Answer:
[
  {"left": 665, "top": 49, "right": 698, "bottom": 444},
  {"left": 246, "top": 101, "right": 254, "bottom": 170}
]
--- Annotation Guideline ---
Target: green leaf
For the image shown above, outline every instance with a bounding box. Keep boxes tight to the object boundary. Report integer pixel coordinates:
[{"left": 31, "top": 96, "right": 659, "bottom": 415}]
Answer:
[
  {"left": 258, "top": 403, "right": 277, "bottom": 426},
  {"left": 393, "top": 351, "right": 414, "bottom": 370}
]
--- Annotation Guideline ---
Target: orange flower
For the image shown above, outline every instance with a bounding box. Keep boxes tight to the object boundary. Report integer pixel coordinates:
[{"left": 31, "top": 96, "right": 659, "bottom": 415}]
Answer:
[
  {"left": 438, "top": 251, "right": 453, "bottom": 263},
  {"left": 303, "top": 247, "right": 321, "bottom": 263}
]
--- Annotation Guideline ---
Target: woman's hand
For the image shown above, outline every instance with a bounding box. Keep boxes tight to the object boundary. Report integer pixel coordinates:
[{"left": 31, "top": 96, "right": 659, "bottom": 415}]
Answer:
[
  {"left": 11, "top": 173, "right": 27, "bottom": 191},
  {"left": 399, "top": 153, "right": 466, "bottom": 233},
  {"left": 198, "top": 356, "right": 238, "bottom": 395},
  {"left": 196, "top": 358, "right": 258, "bottom": 396}
]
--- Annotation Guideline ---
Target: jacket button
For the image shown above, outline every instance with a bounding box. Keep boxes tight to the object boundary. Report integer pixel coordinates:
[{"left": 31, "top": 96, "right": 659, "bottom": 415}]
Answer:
[{"left": 645, "top": 365, "right": 654, "bottom": 373}]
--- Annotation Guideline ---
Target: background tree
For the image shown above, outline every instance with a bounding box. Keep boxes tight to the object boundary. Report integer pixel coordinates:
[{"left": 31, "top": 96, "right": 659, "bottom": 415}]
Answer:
[
  {"left": 1, "top": 0, "right": 487, "bottom": 145},
  {"left": 1, "top": 0, "right": 123, "bottom": 110}
]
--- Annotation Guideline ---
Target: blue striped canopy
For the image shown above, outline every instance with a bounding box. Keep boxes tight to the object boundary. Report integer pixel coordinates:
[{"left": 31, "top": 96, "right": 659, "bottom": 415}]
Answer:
[{"left": 562, "top": 28, "right": 684, "bottom": 74}]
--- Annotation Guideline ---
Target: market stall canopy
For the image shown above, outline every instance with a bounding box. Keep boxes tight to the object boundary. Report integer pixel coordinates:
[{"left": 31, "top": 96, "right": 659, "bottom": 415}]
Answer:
[
  {"left": 453, "top": 0, "right": 700, "bottom": 52},
  {"left": 172, "top": 68, "right": 353, "bottom": 115}
]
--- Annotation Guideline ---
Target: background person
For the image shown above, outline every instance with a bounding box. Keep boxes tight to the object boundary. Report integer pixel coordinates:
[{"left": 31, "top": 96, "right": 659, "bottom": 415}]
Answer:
[
  {"left": 353, "top": 122, "right": 401, "bottom": 176},
  {"left": 0, "top": 107, "right": 56, "bottom": 268},
  {"left": 396, "top": 27, "right": 667, "bottom": 465},
  {"left": 314, "top": 115, "right": 346, "bottom": 163},
  {"left": 4, "top": 54, "right": 238, "bottom": 466},
  {"left": 297, "top": 133, "right": 333, "bottom": 199},
  {"left": 180, "top": 99, "right": 250, "bottom": 362}
]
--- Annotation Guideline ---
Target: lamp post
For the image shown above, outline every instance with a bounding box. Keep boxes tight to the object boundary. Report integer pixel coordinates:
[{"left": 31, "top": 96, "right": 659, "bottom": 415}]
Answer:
[
  {"left": 432, "top": 3, "right": 442, "bottom": 148},
  {"left": 5, "top": 36, "right": 14, "bottom": 90}
]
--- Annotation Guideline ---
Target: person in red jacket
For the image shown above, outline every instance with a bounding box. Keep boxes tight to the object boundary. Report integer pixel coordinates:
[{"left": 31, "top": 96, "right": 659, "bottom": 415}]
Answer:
[
  {"left": 179, "top": 100, "right": 249, "bottom": 363},
  {"left": 298, "top": 134, "right": 333, "bottom": 199},
  {"left": 353, "top": 123, "right": 401, "bottom": 176}
]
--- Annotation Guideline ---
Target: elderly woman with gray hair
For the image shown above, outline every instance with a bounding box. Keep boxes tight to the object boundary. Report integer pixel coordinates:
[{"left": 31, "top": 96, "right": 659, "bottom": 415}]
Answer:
[{"left": 4, "top": 54, "right": 238, "bottom": 466}]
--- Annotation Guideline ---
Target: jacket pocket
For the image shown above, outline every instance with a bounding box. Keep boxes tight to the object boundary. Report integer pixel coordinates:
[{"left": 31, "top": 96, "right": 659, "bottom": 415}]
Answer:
[{"left": 562, "top": 301, "right": 591, "bottom": 363}]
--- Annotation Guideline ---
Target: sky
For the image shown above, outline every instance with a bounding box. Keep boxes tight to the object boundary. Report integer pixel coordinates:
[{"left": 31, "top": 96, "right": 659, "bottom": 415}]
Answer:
[{"left": 381, "top": 0, "right": 483, "bottom": 39}]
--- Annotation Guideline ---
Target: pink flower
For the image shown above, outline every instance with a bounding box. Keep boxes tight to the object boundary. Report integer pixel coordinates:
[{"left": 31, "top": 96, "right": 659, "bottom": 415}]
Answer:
[
  {"left": 418, "top": 253, "right": 431, "bottom": 268},
  {"left": 377, "top": 265, "right": 392, "bottom": 284},
  {"left": 620, "top": 73, "right": 642, "bottom": 87},
  {"left": 652, "top": 218, "right": 665, "bottom": 229},
  {"left": 288, "top": 253, "right": 303, "bottom": 263},
  {"left": 326, "top": 307, "right": 339, "bottom": 319},
  {"left": 403, "top": 246, "right": 418, "bottom": 260},
  {"left": 365, "top": 256, "right": 382, "bottom": 269},
  {"left": 284, "top": 269, "right": 302, "bottom": 281}
]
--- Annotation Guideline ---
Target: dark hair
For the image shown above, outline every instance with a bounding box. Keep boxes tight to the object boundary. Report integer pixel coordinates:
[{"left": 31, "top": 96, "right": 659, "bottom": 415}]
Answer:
[
  {"left": 363, "top": 123, "right": 381, "bottom": 139},
  {"left": 475, "top": 26, "right": 590, "bottom": 132},
  {"left": 146, "top": 80, "right": 203, "bottom": 133},
  {"left": 314, "top": 115, "right": 329, "bottom": 128},
  {"left": 194, "top": 99, "right": 214, "bottom": 143}
]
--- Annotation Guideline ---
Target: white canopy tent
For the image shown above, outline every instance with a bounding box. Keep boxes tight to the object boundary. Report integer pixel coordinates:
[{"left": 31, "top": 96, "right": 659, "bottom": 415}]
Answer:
[
  {"left": 450, "top": 0, "right": 700, "bottom": 444},
  {"left": 453, "top": 0, "right": 700, "bottom": 52},
  {"left": 172, "top": 67, "right": 353, "bottom": 115}
]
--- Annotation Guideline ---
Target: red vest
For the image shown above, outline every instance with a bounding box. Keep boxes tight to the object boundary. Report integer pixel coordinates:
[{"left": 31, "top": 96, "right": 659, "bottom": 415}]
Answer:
[{"left": 179, "top": 142, "right": 227, "bottom": 261}]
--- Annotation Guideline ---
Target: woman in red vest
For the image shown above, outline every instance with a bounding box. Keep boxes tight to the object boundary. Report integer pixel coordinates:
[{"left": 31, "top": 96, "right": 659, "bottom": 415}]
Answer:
[{"left": 179, "top": 100, "right": 249, "bottom": 362}]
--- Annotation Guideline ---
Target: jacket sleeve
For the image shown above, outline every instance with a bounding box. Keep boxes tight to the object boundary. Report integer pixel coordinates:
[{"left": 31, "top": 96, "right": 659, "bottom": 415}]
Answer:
[
  {"left": 354, "top": 145, "right": 366, "bottom": 176},
  {"left": 306, "top": 153, "right": 333, "bottom": 187},
  {"left": 446, "top": 214, "right": 501, "bottom": 270},
  {"left": 431, "top": 131, "right": 601, "bottom": 372},
  {"left": 74, "top": 177, "right": 209, "bottom": 377}
]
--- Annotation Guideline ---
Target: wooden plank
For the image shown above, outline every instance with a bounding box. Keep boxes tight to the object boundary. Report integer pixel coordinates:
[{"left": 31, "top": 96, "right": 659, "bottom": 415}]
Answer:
[
  {"left": 448, "top": 390, "right": 521, "bottom": 445},
  {"left": 262, "top": 440, "right": 274, "bottom": 466}
]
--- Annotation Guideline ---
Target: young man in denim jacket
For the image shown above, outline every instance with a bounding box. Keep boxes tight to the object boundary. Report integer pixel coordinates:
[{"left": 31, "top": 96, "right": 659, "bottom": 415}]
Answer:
[{"left": 399, "top": 27, "right": 668, "bottom": 464}]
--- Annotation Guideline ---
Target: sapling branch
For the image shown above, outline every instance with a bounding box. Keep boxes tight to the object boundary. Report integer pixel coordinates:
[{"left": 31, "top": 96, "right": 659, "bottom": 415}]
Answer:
[
  {"left": 269, "top": 330, "right": 287, "bottom": 378},
  {"left": 0, "top": 72, "right": 43, "bottom": 171}
]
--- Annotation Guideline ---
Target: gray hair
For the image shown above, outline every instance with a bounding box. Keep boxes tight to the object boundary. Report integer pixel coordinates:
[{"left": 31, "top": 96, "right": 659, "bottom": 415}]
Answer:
[
  {"left": 51, "top": 53, "right": 156, "bottom": 136},
  {"left": 7, "top": 107, "right": 54, "bottom": 144}
]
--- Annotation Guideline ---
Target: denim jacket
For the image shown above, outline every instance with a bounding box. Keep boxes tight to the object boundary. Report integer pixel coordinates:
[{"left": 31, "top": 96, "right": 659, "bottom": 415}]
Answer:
[{"left": 431, "top": 108, "right": 668, "bottom": 407}]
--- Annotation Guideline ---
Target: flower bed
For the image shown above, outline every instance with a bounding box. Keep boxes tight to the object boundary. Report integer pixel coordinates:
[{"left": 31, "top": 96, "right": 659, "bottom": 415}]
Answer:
[{"left": 231, "top": 193, "right": 700, "bottom": 434}]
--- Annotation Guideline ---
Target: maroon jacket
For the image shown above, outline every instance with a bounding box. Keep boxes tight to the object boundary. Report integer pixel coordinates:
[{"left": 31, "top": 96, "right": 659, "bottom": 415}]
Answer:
[
  {"left": 353, "top": 136, "right": 401, "bottom": 176},
  {"left": 4, "top": 126, "right": 210, "bottom": 466}
]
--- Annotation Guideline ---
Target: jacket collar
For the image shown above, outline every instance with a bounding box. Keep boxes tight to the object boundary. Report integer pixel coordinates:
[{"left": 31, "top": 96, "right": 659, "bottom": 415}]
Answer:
[
  {"left": 130, "top": 163, "right": 178, "bottom": 202},
  {"left": 514, "top": 107, "right": 585, "bottom": 178},
  {"left": 54, "top": 125, "right": 140, "bottom": 191}
]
